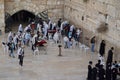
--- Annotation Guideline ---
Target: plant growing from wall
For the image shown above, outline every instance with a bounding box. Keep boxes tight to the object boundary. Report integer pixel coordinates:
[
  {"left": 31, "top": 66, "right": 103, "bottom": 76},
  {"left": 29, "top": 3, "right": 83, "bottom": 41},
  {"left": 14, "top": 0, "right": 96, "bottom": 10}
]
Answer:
[{"left": 96, "top": 22, "right": 108, "bottom": 33}]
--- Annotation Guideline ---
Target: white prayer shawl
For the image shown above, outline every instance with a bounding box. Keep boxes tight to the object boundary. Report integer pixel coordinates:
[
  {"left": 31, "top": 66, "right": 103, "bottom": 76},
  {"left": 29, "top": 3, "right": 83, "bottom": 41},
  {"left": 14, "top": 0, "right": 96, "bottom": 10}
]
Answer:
[
  {"left": 43, "top": 22, "right": 48, "bottom": 37},
  {"left": 70, "top": 25, "right": 74, "bottom": 32},
  {"left": 28, "top": 24, "right": 31, "bottom": 29},
  {"left": 37, "top": 23, "right": 42, "bottom": 32},
  {"left": 60, "top": 21, "right": 68, "bottom": 31},
  {"left": 53, "top": 32, "right": 59, "bottom": 41},
  {"left": 7, "top": 32, "right": 12, "bottom": 42},
  {"left": 17, "top": 47, "right": 24, "bottom": 55},
  {"left": 76, "top": 29, "right": 82, "bottom": 36},
  {"left": 22, "top": 33, "right": 25, "bottom": 38},
  {"left": 64, "top": 21, "right": 68, "bottom": 25},
  {"left": 52, "top": 23, "right": 56, "bottom": 30},
  {"left": 2, "top": 38, "right": 8, "bottom": 54},
  {"left": 48, "top": 20, "right": 52, "bottom": 29},
  {"left": 18, "top": 24, "right": 23, "bottom": 32},
  {"left": 13, "top": 35, "right": 18, "bottom": 45},
  {"left": 24, "top": 26, "right": 28, "bottom": 32},
  {"left": 60, "top": 22, "right": 64, "bottom": 31},
  {"left": 32, "top": 34, "right": 37, "bottom": 45},
  {"left": 63, "top": 36, "right": 69, "bottom": 42}
]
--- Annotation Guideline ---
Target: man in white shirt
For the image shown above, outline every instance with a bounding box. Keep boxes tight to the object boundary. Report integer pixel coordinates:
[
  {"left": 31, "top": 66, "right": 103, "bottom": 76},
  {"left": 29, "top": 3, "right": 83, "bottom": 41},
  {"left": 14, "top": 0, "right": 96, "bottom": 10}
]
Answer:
[
  {"left": 18, "top": 24, "right": 23, "bottom": 33},
  {"left": 76, "top": 28, "right": 82, "bottom": 42},
  {"left": 17, "top": 46, "right": 24, "bottom": 66},
  {"left": 63, "top": 36, "right": 69, "bottom": 48},
  {"left": 43, "top": 21, "right": 48, "bottom": 39}
]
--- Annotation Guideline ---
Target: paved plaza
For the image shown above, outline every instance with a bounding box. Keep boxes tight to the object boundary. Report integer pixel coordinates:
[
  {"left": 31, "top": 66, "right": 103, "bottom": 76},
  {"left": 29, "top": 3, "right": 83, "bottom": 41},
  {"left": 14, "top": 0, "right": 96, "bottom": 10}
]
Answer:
[{"left": 0, "top": 33, "right": 100, "bottom": 80}]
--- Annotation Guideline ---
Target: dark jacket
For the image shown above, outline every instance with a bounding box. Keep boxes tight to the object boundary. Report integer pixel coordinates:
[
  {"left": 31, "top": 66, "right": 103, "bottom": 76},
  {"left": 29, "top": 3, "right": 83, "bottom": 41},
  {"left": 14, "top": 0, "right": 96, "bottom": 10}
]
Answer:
[
  {"left": 99, "top": 42, "right": 105, "bottom": 56},
  {"left": 107, "top": 49, "right": 113, "bottom": 64},
  {"left": 87, "top": 65, "right": 92, "bottom": 80}
]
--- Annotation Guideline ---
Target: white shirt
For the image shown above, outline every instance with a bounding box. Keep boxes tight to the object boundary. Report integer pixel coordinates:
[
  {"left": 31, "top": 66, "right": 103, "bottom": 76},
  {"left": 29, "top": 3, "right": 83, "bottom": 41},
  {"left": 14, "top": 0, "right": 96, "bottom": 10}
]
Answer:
[
  {"left": 53, "top": 32, "right": 59, "bottom": 41},
  {"left": 18, "top": 24, "right": 23, "bottom": 32},
  {"left": 24, "top": 26, "right": 28, "bottom": 32},
  {"left": 32, "top": 34, "right": 37, "bottom": 44},
  {"left": 60, "top": 22, "right": 64, "bottom": 31},
  {"left": 13, "top": 35, "right": 18, "bottom": 44},
  {"left": 8, "top": 32, "right": 12, "bottom": 42},
  {"left": 76, "top": 29, "right": 82, "bottom": 36},
  {"left": 17, "top": 48, "right": 23, "bottom": 55},
  {"left": 63, "top": 36, "right": 69, "bottom": 42},
  {"left": 37, "top": 23, "right": 42, "bottom": 32},
  {"left": 43, "top": 22, "right": 48, "bottom": 31},
  {"left": 70, "top": 25, "right": 74, "bottom": 32}
]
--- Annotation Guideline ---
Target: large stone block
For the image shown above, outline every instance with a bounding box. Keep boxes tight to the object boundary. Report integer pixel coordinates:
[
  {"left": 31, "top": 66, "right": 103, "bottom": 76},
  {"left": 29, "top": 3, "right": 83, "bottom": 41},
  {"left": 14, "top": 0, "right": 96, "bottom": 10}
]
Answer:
[{"left": 107, "top": 5, "right": 116, "bottom": 18}]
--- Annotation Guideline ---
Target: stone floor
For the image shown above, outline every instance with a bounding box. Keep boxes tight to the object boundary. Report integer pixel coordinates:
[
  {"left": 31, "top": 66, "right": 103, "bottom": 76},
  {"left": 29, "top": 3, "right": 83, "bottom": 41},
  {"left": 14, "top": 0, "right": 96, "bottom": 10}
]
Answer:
[{"left": 0, "top": 32, "right": 101, "bottom": 80}]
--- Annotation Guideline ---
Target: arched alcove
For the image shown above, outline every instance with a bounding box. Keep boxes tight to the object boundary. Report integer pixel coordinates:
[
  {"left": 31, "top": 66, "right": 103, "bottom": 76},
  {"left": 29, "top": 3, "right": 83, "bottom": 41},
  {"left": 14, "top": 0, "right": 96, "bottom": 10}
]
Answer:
[
  {"left": 11, "top": 10, "right": 35, "bottom": 23},
  {"left": 5, "top": 10, "right": 36, "bottom": 32}
]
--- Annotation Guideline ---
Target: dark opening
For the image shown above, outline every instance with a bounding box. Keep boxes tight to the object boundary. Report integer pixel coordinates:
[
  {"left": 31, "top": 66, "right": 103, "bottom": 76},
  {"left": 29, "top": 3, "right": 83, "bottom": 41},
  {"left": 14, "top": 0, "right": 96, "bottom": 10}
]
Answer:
[
  {"left": 82, "top": 16, "right": 84, "bottom": 21},
  {"left": 11, "top": 10, "right": 35, "bottom": 23},
  {"left": 5, "top": 10, "right": 35, "bottom": 32}
]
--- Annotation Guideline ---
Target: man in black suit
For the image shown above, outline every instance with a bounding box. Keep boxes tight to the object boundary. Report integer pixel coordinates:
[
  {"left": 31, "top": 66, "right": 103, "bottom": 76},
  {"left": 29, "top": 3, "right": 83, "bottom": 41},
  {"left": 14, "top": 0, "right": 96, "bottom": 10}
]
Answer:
[
  {"left": 87, "top": 61, "right": 93, "bottom": 80},
  {"left": 106, "top": 47, "right": 114, "bottom": 67}
]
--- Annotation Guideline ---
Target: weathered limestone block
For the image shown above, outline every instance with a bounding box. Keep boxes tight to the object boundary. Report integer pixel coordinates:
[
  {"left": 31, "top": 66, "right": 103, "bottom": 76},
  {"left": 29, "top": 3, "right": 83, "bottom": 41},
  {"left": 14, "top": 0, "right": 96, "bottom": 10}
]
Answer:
[
  {"left": 105, "top": 0, "right": 116, "bottom": 5},
  {"left": 0, "top": 0, "right": 5, "bottom": 33},
  {"left": 107, "top": 5, "right": 116, "bottom": 18},
  {"left": 93, "top": 1, "right": 107, "bottom": 14},
  {"left": 63, "top": 0, "right": 120, "bottom": 60},
  {"left": 5, "top": 0, "right": 64, "bottom": 20}
]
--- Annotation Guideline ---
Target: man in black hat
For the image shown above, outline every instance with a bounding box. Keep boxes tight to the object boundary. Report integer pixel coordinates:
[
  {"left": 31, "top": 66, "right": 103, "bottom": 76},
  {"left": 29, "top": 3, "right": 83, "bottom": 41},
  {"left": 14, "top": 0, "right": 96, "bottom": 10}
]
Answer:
[
  {"left": 87, "top": 61, "right": 93, "bottom": 80},
  {"left": 98, "top": 65, "right": 105, "bottom": 80},
  {"left": 107, "top": 47, "right": 114, "bottom": 67},
  {"left": 92, "top": 64, "right": 98, "bottom": 80}
]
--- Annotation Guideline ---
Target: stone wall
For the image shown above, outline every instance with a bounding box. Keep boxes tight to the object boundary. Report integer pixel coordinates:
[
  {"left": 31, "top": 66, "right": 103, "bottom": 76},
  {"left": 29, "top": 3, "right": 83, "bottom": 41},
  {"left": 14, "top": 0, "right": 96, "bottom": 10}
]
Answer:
[
  {"left": 1, "top": 0, "right": 120, "bottom": 60},
  {"left": 64, "top": 0, "right": 120, "bottom": 61},
  {"left": 5, "top": 0, "right": 64, "bottom": 21},
  {"left": 0, "top": 0, "right": 5, "bottom": 33}
]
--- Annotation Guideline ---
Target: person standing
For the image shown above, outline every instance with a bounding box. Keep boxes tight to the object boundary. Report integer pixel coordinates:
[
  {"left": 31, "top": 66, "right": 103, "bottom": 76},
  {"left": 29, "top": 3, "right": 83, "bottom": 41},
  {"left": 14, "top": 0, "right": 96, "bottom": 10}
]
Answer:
[
  {"left": 63, "top": 36, "right": 69, "bottom": 48},
  {"left": 58, "top": 18, "right": 62, "bottom": 28},
  {"left": 9, "top": 42, "right": 15, "bottom": 58},
  {"left": 96, "top": 60, "right": 102, "bottom": 70},
  {"left": 112, "top": 65, "right": 118, "bottom": 80},
  {"left": 87, "top": 61, "right": 93, "bottom": 80},
  {"left": 98, "top": 65, "right": 105, "bottom": 80},
  {"left": 25, "top": 32, "right": 31, "bottom": 46},
  {"left": 18, "top": 24, "right": 23, "bottom": 33},
  {"left": 106, "top": 47, "right": 114, "bottom": 66},
  {"left": 76, "top": 28, "right": 82, "bottom": 43},
  {"left": 90, "top": 36, "right": 96, "bottom": 52},
  {"left": 92, "top": 65, "right": 98, "bottom": 80},
  {"left": 99, "top": 40, "right": 106, "bottom": 57},
  {"left": 43, "top": 21, "right": 48, "bottom": 39},
  {"left": 106, "top": 63, "right": 112, "bottom": 80},
  {"left": 18, "top": 46, "right": 24, "bottom": 66}
]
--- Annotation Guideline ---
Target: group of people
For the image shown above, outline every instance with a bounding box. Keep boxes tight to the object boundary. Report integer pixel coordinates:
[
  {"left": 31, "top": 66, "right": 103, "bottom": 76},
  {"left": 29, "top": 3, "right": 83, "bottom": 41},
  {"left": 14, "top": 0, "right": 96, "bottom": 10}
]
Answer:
[
  {"left": 87, "top": 60, "right": 120, "bottom": 80},
  {"left": 59, "top": 20, "right": 82, "bottom": 49},
  {"left": 2, "top": 17, "right": 120, "bottom": 80},
  {"left": 2, "top": 17, "right": 83, "bottom": 67},
  {"left": 87, "top": 41, "right": 120, "bottom": 80}
]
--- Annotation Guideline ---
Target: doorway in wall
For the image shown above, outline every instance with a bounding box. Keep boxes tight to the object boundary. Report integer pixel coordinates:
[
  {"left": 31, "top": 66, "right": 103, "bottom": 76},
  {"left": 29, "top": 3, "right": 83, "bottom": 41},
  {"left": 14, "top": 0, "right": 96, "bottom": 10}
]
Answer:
[{"left": 5, "top": 10, "right": 35, "bottom": 32}]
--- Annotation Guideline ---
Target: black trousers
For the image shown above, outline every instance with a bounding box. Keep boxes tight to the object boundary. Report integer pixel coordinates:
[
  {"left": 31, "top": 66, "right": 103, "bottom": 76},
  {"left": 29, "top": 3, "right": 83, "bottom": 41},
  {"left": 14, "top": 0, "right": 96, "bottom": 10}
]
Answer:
[{"left": 19, "top": 55, "right": 24, "bottom": 66}]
